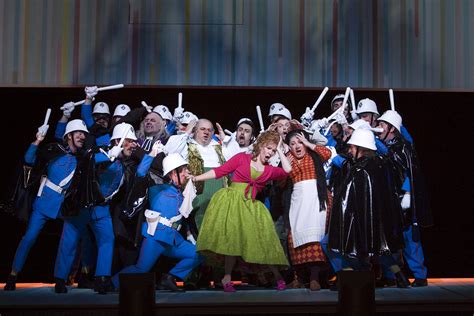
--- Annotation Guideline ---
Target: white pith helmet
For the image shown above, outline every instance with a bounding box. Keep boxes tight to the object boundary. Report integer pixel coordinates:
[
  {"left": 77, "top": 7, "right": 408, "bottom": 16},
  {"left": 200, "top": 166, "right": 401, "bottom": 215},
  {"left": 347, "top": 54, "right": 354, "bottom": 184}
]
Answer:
[
  {"left": 268, "top": 103, "right": 292, "bottom": 120},
  {"left": 237, "top": 117, "right": 253, "bottom": 126},
  {"left": 347, "top": 128, "right": 377, "bottom": 150},
  {"left": 110, "top": 123, "right": 137, "bottom": 141},
  {"left": 180, "top": 111, "right": 198, "bottom": 124},
  {"left": 348, "top": 119, "right": 371, "bottom": 131},
  {"left": 93, "top": 102, "right": 110, "bottom": 115},
  {"left": 162, "top": 153, "right": 188, "bottom": 176},
  {"left": 63, "top": 119, "right": 89, "bottom": 138},
  {"left": 331, "top": 94, "right": 351, "bottom": 111},
  {"left": 113, "top": 104, "right": 131, "bottom": 117},
  {"left": 153, "top": 105, "right": 173, "bottom": 121},
  {"left": 356, "top": 98, "right": 379, "bottom": 115},
  {"left": 377, "top": 110, "right": 402, "bottom": 132}
]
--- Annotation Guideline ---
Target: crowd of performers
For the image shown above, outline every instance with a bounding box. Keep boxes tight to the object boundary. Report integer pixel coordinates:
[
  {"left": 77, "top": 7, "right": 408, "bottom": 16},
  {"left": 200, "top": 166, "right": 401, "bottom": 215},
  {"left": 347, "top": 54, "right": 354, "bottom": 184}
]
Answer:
[{"left": 3, "top": 86, "right": 432, "bottom": 294}]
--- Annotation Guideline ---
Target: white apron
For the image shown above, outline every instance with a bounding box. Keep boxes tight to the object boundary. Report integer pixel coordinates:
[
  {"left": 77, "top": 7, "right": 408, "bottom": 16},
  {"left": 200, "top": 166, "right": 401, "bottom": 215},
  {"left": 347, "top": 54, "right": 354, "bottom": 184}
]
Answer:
[{"left": 289, "top": 179, "right": 327, "bottom": 248}]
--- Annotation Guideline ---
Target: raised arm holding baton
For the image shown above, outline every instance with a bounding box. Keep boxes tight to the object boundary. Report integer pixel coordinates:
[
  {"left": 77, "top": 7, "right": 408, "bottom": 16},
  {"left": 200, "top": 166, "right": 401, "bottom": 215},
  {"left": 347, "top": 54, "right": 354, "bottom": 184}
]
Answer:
[
  {"left": 174, "top": 92, "right": 184, "bottom": 121},
  {"left": 37, "top": 108, "right": 51, "bottom": 138},
  {"left": 301, "top": 87, "right": 329, "bottom": 127}
]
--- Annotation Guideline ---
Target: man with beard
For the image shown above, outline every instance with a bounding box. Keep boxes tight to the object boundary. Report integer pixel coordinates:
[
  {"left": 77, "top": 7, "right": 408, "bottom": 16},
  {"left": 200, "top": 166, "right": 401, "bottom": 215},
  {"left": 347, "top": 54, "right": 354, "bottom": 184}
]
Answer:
[
  {"left": 220, "top": 118, "right": 256, "bottom": 159},
  {"left": 4, "top": 119, "right": 89, "bottom": 291},
  {"left": 376, "top": 110, "right": 432, "bottom": 287},
  {"left": 81, "top": 91, "right": 112, "bottom": 147},
  {"left": 53, "top": 123, "right": 139, "bottom": 294}
]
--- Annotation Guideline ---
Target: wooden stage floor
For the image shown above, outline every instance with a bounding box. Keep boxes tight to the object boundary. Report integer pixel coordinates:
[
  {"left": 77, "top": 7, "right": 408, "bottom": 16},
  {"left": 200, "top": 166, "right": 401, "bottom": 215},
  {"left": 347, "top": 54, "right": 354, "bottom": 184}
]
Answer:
[{"left": 1, "top": 278, "right": 473, "bottom": 315}]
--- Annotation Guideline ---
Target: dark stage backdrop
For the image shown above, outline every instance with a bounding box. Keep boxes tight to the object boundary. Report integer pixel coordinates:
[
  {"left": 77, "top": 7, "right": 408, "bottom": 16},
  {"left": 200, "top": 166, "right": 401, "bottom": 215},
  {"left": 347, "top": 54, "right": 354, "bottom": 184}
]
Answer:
[{"left": 0, "top": 86, "right": 472, "bottom": 282}]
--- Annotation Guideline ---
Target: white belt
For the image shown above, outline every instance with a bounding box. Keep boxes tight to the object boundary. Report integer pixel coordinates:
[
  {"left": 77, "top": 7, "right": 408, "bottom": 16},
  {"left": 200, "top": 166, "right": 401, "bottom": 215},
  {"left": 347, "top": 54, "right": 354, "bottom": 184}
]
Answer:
[
  {"left": 37, "top": 177, "right": 66, "bottom": 196},
  {"left": 145, "top": 210, "right": 182, "bottom": 236},
  {"left": 45, "top": 179, "right": 65, "bottom": 194},
  {"left": 37, "top": 169, "right": 75, "bottom": 197}
]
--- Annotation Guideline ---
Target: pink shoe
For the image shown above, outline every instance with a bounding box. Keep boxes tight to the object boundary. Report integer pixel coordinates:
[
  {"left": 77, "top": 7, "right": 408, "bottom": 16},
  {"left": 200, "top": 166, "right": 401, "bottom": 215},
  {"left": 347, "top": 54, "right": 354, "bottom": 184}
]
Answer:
[
  {"left": 223, "top": 282, "right": 236, "bottom": 292},
  {"left": 276, "top": 279, "right": 286, "bottom": 291}
]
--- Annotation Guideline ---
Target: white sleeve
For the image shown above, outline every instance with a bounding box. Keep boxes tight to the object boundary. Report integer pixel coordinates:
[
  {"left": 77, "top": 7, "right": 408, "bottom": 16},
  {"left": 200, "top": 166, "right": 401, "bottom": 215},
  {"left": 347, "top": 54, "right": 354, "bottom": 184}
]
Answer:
[
  {"left": 164, "top": 133, "right": 190, "bottom": 160},
  {"left": 222, "top": 136, "right": 241, "bottom": 160}
]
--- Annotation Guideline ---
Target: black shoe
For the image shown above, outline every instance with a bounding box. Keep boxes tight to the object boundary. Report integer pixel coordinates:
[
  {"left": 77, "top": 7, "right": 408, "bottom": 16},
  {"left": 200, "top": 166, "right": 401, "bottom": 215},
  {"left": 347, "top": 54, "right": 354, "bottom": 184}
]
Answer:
[
  {"left": 55, "top": 278, "right": 68, "bottom": 294},
  {"left": 183, "top": 281, "right": 198, "bottom": 291},
  {"left": 411, "top": 278, "right": 428, "bottom": 287},
  {"left": 395, "top": 272, "right": 410, "bottom": 288},
  {"left": 329, "top": 283, "right": 338, "bottom": 291},
  {"left": 161, "top": 273, "right": 184, "bottom": 292},
  {"left": 94, "top": 276, "right": 114, "bottom": 295},
  {"left": 4, "top": 274, "right": 17, "bottom": 291}
]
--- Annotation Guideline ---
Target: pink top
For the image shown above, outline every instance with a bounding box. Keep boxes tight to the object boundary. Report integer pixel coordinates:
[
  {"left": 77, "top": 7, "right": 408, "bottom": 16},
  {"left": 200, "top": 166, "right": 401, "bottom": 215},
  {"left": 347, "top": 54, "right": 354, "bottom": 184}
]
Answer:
[{"left": 213, "top": 152, "right": 289, "bottom": 200}]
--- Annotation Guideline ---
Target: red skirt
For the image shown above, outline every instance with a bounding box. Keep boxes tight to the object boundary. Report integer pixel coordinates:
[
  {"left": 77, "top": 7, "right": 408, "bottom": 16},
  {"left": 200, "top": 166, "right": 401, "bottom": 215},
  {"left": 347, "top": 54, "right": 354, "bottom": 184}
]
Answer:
[{"left": 287, "top": 190, "right": 332, "bottom": 265}]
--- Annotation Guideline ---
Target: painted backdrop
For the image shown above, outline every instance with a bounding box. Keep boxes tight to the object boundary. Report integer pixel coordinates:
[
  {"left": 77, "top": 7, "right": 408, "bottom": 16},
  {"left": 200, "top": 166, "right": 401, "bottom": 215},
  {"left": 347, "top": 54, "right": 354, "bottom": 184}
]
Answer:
[{"left": 0, "top": 0, "right": 472, "bottom": 89}]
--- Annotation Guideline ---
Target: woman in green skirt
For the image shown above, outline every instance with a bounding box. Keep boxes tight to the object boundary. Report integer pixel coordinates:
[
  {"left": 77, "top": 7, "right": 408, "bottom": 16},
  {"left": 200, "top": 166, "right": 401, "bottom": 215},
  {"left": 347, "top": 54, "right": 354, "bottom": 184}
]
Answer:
[{"left": 189, "top": 131, "right": 292, "bottom": 292}]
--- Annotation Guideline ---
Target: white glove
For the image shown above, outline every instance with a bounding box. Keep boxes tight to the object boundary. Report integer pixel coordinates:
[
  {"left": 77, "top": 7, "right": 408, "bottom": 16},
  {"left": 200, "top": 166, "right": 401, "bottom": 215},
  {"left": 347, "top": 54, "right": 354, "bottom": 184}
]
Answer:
[
  {"left": 142, "top": 102, "right": 152, "bottom": 113},
  {"left": 173, "top": 107, "right": 184, "bottom": 121},
  {"left": 85, "top": 86, "right": 98, "bottom": 99},
  {"left": 300, "top": 107, "right": 314, "bottom": 127},
  {"left": 187, "top": 233, "right": 197, "bottom": 245},
  {"left": 333, "top": 111, "right": 348, "bottom": 125},
  {"left": 62, "top": 101, "right": 75, "bottom": 118},
  {"left": 311, "top": 118, "right": 329, "bottom": 131},
  {"left": 107, "top": 145, "right": 123, "bottom": 161},
  {"left": 38, "top": 124, "right": 49, "bottom": 137},
  {"left": 310, "top": 128, "right": 328, "bottom": 146},
  {"left": 350, "top": 110, "right": 359, "bottom": 121},
  {"left": 400, "top": 192, "right": 411, "bottom": 210},
  {"left": 150, "top": 141, "right": 167, "bottom": 156}
]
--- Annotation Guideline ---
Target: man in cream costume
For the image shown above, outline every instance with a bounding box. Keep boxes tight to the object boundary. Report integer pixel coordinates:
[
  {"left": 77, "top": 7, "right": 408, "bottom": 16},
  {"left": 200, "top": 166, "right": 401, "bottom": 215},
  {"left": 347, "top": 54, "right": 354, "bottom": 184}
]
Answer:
[{"left": 165, "top": 118, "right": 231, "bottom": 233}]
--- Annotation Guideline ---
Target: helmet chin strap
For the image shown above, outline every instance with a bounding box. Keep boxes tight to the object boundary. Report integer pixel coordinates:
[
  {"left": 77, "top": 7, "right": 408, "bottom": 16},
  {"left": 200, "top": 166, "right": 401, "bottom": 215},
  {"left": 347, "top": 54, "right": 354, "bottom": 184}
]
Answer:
[
  {"left": 380, "top": 124, "right": 394, "bottom": 143},
  {"left": 176, "top": 169, "right": 182, "bottom": 188},
  {"left": 352, "top": 147, "right": 360, "bottom": 161}
]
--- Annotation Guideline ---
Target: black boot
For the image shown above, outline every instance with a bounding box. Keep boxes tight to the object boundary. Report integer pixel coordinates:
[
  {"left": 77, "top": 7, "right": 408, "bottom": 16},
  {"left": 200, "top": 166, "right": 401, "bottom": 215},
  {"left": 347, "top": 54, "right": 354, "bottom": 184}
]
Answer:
[
  {"left": 4, "top": 274, "right": 17, "bottom": 291},
  {"left": 94, "top": 276, "right": 114, "bottom": 295},
  {"left": 411, "top": 278, "right": 428, "bottom": 287},
  {"left": 161, "top": 273, "right": 184, "bottom": 292},
  {"left": 395, "top": 271, "right": 410, "bottom": 288},
  {"left": 54, "top": 278, "right": 68, "bottom": 294}
]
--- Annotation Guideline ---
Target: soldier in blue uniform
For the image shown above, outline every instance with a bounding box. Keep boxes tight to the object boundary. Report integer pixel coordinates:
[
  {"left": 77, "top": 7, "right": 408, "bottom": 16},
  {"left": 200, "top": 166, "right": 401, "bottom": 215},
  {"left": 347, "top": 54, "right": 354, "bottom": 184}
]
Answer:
[
  {"left": 53, "top": 123, "right": 138, "bottom": 294},
  {"left": 4, "top": 119, "right": 89, "bottom": 291},
  {"left": 377, "top": 110, "right": 433, "bottom": 287},
  {"left": 112, "top": 152, "right": 203, "bottom": 292}
]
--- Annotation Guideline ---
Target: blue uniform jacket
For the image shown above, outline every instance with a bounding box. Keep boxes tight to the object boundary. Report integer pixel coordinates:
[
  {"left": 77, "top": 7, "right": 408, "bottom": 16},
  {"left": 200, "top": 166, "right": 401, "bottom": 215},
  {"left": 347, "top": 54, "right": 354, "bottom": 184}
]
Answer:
[
  {"left": 137, "top": 155, "right": 185, "bottom": 246},
  {"left": 26, "top": 144, "right": 77, "bottom": 219}
]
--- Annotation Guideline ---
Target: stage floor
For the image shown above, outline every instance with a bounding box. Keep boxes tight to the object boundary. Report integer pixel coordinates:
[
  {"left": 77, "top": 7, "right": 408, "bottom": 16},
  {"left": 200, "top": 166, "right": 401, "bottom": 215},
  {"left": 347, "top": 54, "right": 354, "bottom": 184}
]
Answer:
[{"left": 1, "top": 278, "right": 474, "bottom": 315}]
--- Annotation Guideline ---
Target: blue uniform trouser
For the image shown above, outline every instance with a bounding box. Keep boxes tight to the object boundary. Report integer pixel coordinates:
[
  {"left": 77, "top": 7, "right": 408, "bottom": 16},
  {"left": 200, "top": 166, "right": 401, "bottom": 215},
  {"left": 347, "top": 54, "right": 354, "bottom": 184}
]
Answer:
[
  {"left": 79, "top": 227, "right": 97, "bottom": 269},
  {"left": 320, "top": 234, "right": 350, "bottom": 273},
  {"left": 54, "top": 208, "right": 114, "bottom": 280},
  {"left": 384, "top": 225, "right": 427, "bottom": 280},
  {"left": 112, "top": 236, "right": 203, "bottom": 288},
  {"left": 11, "top": 209, "right": 51, "bottom": 273},
  {"left": 402, "top": 226, "right": 427, "bottom": 278}
]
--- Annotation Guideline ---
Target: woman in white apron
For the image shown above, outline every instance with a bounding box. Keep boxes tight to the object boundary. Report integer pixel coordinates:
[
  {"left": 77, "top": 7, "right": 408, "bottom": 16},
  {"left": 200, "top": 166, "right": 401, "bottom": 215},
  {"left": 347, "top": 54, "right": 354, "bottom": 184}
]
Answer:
[{"left": 285, "top": 129, "right": 332, "bottom": 291}]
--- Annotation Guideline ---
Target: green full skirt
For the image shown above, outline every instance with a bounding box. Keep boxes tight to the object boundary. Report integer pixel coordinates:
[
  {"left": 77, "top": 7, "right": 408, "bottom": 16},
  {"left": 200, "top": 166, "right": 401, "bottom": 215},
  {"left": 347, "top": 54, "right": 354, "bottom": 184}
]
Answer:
[{"left": 196, "top": 182, "right": 289, "bottom": 267}]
